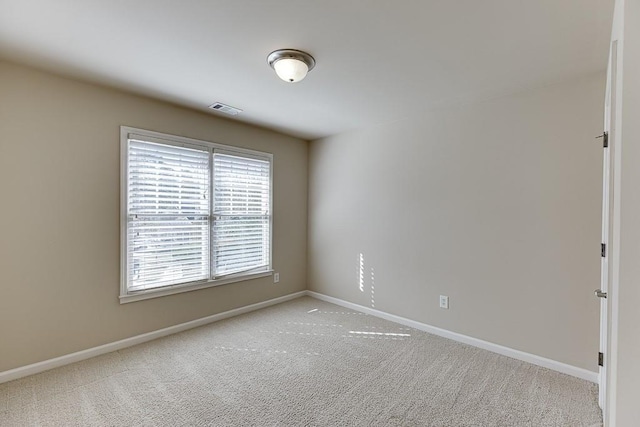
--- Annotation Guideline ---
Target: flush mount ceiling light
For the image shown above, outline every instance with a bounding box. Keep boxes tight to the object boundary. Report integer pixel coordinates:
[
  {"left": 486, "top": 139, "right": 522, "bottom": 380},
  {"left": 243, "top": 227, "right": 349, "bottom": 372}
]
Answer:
[{"left": 267, "top": 49, "right": 316, "bottom": 83}]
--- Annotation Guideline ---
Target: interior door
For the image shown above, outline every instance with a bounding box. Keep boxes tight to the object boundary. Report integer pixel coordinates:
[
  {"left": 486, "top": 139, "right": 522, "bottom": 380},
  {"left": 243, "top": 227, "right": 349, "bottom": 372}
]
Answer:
[{"left": 598, "top": 40, "right": 617, "bottom": 414}]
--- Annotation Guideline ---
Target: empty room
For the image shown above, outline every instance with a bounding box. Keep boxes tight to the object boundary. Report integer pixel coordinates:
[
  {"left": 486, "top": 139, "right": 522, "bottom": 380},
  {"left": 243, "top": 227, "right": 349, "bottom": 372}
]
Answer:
[{"left": 1, "top": 0, "right": 639, "bottom": 426}]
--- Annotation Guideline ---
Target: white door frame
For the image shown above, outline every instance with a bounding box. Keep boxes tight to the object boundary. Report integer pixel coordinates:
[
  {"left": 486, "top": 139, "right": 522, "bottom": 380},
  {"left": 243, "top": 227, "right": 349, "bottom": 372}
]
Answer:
[{"left": 599, "top": 39, "right": 618, "bottom": 418}]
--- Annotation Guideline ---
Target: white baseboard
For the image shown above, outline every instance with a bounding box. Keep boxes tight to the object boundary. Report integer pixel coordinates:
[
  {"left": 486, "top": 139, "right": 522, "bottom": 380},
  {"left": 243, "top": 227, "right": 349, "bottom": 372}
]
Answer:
[
  {"left": 305, "top": 290, "right": 598, "bottom": 383},
  {"left": 0, "top": 291, "right": 307, "bottom": 384},
  {"left": 1, "top": 290, "right": 598, "bottom": 385}
]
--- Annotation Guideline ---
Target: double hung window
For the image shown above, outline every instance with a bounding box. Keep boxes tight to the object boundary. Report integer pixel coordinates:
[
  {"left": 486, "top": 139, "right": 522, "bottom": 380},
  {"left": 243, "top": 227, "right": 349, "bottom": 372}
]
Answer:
[{"left": 120, "top": 127, "right": 272, "bottom": 302}]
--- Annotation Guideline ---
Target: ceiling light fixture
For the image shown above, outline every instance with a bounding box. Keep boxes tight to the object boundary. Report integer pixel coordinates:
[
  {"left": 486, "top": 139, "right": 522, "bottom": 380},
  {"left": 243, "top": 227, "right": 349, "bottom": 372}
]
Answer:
[{"left": 267, "top": 49, "right": 316, "bottom": 83}]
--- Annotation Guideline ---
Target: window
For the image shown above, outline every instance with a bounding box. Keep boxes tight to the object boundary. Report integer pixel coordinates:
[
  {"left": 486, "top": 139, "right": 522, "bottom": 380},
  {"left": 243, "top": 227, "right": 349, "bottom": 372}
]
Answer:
[{"left": 120, "top": 127, "right": 272, "bottom": 302}]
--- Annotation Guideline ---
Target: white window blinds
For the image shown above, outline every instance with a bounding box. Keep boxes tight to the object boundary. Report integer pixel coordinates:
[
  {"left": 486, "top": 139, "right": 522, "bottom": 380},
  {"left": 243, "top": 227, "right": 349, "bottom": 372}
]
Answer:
[
  {"left": 123, "top": 129, "right": 272, "bottom": 297},
  {"left": 127, "top": 138, "right": 210, "bottom": 291},
  {"left": 213, "top": 152, "right": 271, "bottom": 277}
]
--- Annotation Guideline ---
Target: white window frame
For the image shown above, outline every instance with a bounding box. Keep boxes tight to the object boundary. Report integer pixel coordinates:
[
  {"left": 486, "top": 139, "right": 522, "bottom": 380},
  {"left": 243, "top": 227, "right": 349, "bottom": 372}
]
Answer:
[{"left": 120, "top": 126, "right": 273, "bottom": 303}]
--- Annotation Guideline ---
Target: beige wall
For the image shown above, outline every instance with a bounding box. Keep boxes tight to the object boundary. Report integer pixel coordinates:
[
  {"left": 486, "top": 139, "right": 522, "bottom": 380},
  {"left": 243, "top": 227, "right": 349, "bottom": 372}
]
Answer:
[
  {"left": 308, "top": 73, "right": 605, "bottom": 371},
  {"left": 0, "top": 58, "right": 610, "bottom": 380},
  {"left": 0, "top": 61, "right": 308, "bottom": 372}
]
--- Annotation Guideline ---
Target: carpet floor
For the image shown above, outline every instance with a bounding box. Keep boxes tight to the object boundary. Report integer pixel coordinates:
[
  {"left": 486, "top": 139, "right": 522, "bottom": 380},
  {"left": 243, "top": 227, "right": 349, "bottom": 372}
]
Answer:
[{"left": 0, "top": 296, "right": 602, "bottom": 426}]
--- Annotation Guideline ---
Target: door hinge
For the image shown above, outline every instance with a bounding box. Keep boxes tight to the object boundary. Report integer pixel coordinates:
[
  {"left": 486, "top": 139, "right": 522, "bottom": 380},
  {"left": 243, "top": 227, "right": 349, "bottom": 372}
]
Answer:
[
  {"left": 596, "top": 132, "right": 609, "bottom": 148},
  {"left": 599, "top": 352, "right": 604, "bottom": 367},
  {"left": 601, "top": 243, "right": 606, "bottom": 258}
]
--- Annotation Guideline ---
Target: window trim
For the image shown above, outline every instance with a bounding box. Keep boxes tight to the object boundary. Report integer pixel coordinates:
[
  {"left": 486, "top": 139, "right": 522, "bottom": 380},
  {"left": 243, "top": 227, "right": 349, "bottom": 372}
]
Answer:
[{"left": 120, "top": 126, "right": 273, "bottom": 304}]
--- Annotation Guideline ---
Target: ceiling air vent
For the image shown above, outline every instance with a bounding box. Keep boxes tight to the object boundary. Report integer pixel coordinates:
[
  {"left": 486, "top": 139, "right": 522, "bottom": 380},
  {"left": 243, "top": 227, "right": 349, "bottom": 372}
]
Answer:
[{"left": 208, "top": 102, "right": 243, "bottom": 116}]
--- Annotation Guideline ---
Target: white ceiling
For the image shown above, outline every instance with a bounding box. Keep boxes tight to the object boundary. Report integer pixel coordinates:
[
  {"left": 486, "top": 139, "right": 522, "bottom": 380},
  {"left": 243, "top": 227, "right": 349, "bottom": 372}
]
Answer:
[{"left": 0, "top": 0, "right": 613, "bottom": 140}]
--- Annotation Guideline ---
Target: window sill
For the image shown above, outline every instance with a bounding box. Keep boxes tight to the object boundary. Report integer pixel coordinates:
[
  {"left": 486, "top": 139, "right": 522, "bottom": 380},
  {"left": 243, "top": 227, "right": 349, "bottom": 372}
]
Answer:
[{"left": 119, "top": 270, "right": 274, "bottom": 304}]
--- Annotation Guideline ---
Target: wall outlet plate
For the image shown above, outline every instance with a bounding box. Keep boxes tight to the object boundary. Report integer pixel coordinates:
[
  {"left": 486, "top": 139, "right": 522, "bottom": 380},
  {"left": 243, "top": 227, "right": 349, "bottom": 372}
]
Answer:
[
  {"left": 274, "top": 272, "right": 280, "bottom": 283},
  {"left": 439, "top": 295, "right": 449, "bottom": 309}
]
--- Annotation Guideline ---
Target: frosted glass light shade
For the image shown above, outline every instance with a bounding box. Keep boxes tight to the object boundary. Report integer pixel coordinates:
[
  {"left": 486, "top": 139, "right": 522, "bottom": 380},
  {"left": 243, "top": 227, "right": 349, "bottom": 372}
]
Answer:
[
  {"left": 267, "top": 49, "right": 315, "bottom": 83},
  {"left": 273, "top": 58, "right": 309, "bottom": 83}
]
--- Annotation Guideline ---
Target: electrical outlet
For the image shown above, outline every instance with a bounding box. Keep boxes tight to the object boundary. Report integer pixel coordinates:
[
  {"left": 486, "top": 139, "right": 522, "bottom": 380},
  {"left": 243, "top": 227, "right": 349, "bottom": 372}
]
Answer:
[
  {"left": 439, "top": 295, "right": 449, "bottom": 309},
  {"left": 273, "top": 272, "right": 280, "bottom": 283}
]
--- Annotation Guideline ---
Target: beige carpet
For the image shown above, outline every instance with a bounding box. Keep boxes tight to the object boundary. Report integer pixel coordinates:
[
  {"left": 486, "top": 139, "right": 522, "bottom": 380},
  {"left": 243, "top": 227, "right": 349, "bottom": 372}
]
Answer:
[{"left": 0, "top": 296, "right": 602, "bottom": 426}]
